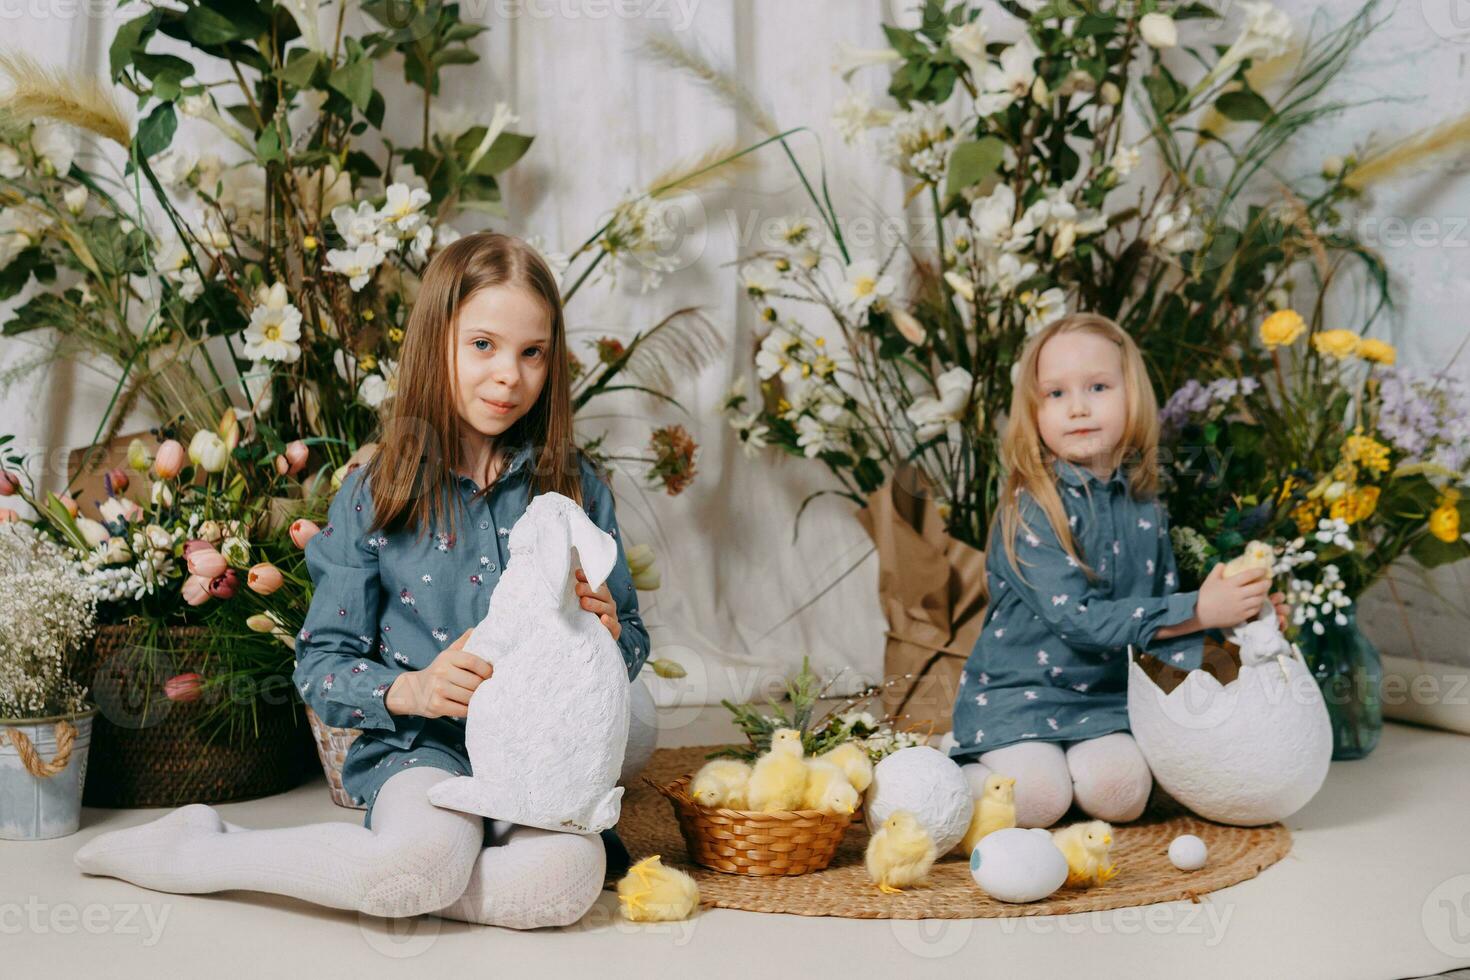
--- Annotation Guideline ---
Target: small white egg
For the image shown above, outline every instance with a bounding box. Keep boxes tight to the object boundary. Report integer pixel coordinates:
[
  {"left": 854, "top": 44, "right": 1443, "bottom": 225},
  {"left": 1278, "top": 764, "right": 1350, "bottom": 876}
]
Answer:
[{"left": 1169, "top": 834, "right": 1208, "bottom": 871}]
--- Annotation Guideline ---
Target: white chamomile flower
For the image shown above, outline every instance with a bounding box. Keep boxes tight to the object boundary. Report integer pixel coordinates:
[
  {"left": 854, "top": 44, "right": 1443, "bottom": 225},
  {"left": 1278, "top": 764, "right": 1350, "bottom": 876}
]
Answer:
[
  {"left": 242, "top": 282, "right": 303, "bottom": 363},
  {"left": 842, "top": 258, "right": 895, "bottom": 313},
  {"left": 326, "top": 243, "right": 386, "bottom": 292}
]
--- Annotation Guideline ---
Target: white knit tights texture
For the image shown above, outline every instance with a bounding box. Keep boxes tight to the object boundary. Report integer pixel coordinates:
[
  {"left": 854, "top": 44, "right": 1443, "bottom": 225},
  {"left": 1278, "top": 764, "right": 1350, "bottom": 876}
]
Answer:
[
  {"left": 72, "top": 766, "right": 607, "bottom": 929},
  {"left": 961, "top": 731, "right": 1154, "bottom": 828}
]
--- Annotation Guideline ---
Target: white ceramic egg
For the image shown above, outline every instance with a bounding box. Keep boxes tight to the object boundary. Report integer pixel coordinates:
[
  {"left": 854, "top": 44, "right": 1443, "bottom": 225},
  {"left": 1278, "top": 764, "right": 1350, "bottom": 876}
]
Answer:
[
  {"left": 970, "top": 827, "right": 1069, "bottom": 903},
  {"left": 618, "top": 676, "right": 658, "bottom": 785},
  {"left": 1127, "top": 646, "right": 1331, "bottom": 826},
  {"left": 864, "top": 746, "right": 974, "bottom": 854},
  {"left": 1168, "top": 834, "right": 1208, "bottom": 871}
]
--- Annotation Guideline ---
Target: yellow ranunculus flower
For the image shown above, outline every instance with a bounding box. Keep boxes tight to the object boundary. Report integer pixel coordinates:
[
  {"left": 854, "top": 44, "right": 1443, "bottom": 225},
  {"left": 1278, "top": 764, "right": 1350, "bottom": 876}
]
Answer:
[
  {"left": 1342, "top": 427, "right": 1390, "bottom": 474},
  {"left": 1312, "top": 329, "right": 1360, "bottom": 359},
  {"left": 1330, "top": 485, "right": 1380, "bottom": 525},
  {"left": 1259, "top": 309, "right": 1305, "bottom": 348},
  {"left": 1356, "top": 338, "right": 1396, "bottom": 365},
  {"left": 1294, "top": 498, "right": 1323, "bottom": 535},
  {"left": 1429, "top": 503, "right": 1460, "bottom": 543}
]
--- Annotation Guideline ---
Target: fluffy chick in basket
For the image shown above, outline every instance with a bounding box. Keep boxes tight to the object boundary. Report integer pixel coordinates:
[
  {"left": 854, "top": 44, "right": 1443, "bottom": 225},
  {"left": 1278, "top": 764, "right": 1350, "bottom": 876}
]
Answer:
[
  {"left": 816, "top": 741, "right": 874, "bottom": 794},
  {"left": 1051, "top": 819, "right": 1117, "bottom": 887},
  {"left": 865, "top": 809, "right": 938, "bottom": 894},
  {"left": 800, "top": 759, "right": 859, "bottom": 814},
  {"left": 747, "top": 728, "right": 808, "bottom": 812},
  {"left": 617, "top": 855, "right": 701, "bottom": 922},
  {"left": 691, "top": 758, "right": 752, "bottom": 809},
  {"left": 957, "top": 772, "right": 1016, "bottom": 856}
]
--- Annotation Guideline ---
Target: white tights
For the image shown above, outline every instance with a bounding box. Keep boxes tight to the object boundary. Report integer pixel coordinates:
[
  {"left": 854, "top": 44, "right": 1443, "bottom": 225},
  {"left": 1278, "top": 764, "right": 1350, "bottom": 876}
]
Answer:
[
  {"left": 961, "top": 731, "right": 1154, "bottom": 828},
  {"left": 73, "top": 766, "right": 606, "bottom": 929}
]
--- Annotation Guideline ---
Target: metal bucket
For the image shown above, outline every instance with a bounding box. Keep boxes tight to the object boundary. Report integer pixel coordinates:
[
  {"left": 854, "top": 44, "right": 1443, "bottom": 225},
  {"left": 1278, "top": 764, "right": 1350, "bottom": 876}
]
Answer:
[{"left": 0, "top": 707, "right": 96, "bottom": 840}]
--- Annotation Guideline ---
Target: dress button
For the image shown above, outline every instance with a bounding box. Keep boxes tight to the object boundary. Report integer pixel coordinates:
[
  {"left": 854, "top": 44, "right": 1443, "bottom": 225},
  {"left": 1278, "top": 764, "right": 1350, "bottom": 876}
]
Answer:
[
  {"left": 479, "top": 520, "right": 489, "bottom": 530},
  {"left": 487, "top": 562, "right": 497, "bottom": 572}
]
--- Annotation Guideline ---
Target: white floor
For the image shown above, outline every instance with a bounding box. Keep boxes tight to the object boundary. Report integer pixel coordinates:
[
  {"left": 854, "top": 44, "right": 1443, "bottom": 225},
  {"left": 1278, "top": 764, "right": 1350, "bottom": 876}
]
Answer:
[{"left": 5, "top": 709, "right": 1469, "bottom": 980}]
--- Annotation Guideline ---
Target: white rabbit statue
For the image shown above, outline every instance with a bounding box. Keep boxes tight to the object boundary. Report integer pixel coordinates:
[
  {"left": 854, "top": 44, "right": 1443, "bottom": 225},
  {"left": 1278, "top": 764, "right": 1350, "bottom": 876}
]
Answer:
[{"left": 427, "top": 491, "right": 630, "bottom": 834}]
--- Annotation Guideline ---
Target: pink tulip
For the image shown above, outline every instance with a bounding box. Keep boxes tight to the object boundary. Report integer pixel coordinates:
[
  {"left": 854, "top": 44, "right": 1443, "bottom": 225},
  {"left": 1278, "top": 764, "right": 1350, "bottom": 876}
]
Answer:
[
  {"left": 0, "top": 508, "right": 18, "bottom": 522},
  {"left": 104, "top": 467, "right": 130, "bottom": 496},
  {"left": 0, "top": 471, "right": 17, "bottom": 496},
  {"left": 163, "top": 673, "right": 203, "bottom": 703},
  {"left": 284, "top": 440, "right": 309, "bottom": 476},
  {"left": 58, "top": 493, "right": 78, "bottom": 518},
  {"left": 247, "top": 562, "right": 284, "bottom": 595},
  {"left": 154, "top": 439, "right": 185, "bottom": 479},
  {"left": 186, "top": 547, "right": 227, "bottom": 579},
  {"left": 182, "top": 538, "right": 212, "bottom": 558},
  {"left": 181, "top": 575, "right": 211, "bottom": 606},
  {"left": 290, "top": 518, "right": 320, "bottom": 549},
  {"left": 207, "top": 568, "right": 239, "bottom": 599}
]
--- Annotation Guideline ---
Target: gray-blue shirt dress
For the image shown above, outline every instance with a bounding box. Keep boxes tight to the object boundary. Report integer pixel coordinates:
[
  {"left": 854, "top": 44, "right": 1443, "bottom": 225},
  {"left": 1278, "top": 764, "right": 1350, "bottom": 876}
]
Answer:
[
  {"left": 948, "top": 458, "right": 1204, "bottom": 763},
  {"left": 292, "top": 442, "right": 651, "bottom": 831}
]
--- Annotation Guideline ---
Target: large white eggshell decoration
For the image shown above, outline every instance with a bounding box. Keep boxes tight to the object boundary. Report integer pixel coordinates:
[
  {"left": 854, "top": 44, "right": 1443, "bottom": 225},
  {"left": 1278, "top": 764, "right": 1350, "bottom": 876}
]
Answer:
[
  {"left": 1127, "top": 645, "right": 1331, "bottom": 826},
  {"left": 863, "top": 746, "right": 973, "bottom": 854},
  {"left": 970, "top": 827, "right": 1069, "bottom": 903},
  {"left": 618, "top": 676, "right": 658, "bottom": 785}
]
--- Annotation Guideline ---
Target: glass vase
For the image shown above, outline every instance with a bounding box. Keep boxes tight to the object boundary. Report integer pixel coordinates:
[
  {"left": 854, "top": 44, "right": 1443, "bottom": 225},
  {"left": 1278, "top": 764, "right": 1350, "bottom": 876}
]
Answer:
[{"left": 1296, "top": 607, "right": 1383, "bottom": 760}]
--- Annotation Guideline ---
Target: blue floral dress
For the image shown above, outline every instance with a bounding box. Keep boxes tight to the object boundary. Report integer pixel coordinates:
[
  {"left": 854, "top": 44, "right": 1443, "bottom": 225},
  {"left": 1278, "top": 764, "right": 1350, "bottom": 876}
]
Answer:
[
  {"left": 948, "top": 458, "right": 1204, "bottom": 763},
  {"left": 292, "top": 441, "right": 651, "bottom": 833}
]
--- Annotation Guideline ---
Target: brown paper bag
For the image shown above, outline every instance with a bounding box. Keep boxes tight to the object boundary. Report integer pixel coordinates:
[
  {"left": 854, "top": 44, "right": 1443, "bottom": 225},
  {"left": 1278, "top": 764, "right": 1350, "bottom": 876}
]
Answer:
[{"left": 856, "top": 464, "right": 989, "bottom": 735}]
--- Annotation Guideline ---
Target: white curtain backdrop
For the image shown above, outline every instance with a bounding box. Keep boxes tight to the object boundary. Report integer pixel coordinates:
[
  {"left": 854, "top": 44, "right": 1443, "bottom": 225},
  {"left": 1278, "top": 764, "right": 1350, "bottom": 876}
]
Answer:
[{"left": 3, "top": 0, "right": 1467, "bottom": 710}]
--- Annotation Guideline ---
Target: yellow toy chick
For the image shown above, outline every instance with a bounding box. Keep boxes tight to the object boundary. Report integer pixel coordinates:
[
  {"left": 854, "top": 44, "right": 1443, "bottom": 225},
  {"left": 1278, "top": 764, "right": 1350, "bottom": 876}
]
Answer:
[
  {"left": 865, "top": 809, "right": 938, "bottom": 895},
  {"left": 800, "top": 759, "right": 859, "bottom": 814},
  {"left": 816, "top": 741, "right": 874, "bottom": 794},
  {"left": 616, "top": 855, "right": 701, "bottom": 922},
  {"left": 690, "top": 758, "right": 752, "bottom": 809},
  {"left": 1051, "top": 819, "right": 1118, "bottom": 887},
  {"left": 747, "top": 728, "right": 808, "bottom": 812},
  {"left": 957, "top": 772, "right": 1016, "bottom": 856},
  {"left": 1222, "top": 540, "right": 1274, "bottom": 578}
]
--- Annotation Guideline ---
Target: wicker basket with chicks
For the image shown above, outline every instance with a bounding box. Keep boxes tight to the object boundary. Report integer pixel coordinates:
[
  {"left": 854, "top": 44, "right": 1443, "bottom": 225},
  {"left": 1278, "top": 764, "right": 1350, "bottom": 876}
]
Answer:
[{"left": 647, "top": 658, "right": 931, "bottom": 877}]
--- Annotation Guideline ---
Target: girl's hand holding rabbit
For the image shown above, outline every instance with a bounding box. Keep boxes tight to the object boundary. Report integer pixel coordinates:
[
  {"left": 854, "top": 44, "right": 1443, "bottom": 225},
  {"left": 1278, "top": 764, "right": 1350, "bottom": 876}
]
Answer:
[
  {"left": 574, "top": 567, "right": 621, "bottom": 642},
  {"left": 386, "top": 628, "right": 492, "bottom": 720}
]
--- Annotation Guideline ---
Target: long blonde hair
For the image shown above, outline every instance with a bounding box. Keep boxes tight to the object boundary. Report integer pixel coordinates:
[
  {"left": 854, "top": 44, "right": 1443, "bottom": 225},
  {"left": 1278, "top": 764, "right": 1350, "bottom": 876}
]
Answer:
[
  {"left": 365, "top": 231, "right": 584, "bottom": 541},
  {"left": 997, "top": 313, "right": 1160, "bottom": 582}
]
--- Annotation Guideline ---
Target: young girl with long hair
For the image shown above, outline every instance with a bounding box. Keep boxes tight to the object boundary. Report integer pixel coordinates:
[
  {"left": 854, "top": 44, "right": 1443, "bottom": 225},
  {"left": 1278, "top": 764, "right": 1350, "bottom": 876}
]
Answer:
[
  {"left": 948, "top": 313, "right": 1286, "bottom": 829},
  {"left": 74, "top": 232, "right": 650, "bottom": 929}
]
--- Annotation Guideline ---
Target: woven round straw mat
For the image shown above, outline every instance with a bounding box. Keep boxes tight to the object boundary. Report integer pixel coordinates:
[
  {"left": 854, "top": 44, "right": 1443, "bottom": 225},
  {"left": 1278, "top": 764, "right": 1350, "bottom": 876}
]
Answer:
[{"left": 608, "top": 745, "right": 1293, "bottom": 919}]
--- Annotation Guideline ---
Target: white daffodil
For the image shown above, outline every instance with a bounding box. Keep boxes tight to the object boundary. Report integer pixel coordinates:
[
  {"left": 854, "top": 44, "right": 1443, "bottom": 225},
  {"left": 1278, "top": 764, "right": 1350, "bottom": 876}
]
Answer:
[
  {"left": 906, "top": 367, "right": 975, "bottom": 441},
  {"left": 755, "top": 327, "right": 805, "bottom": 384},
  {"left": 946, "top": 21, "right": 989, "bottom": 80},
  {"left": 974, "top": 34, "right": 1041, "bottom": 116},
  {"left": 842, "top": 259, "right": 895, "bottom": 313},
  {"left": 1022, "top": 286, "right": 1068, "bottom": 335},
  {"left": 325, "top": 243, "right": 386, "bottom": 292},
  {"left": 149, "top": 145, "right": 198, "bottom": 188},
  {"left": 0, "top": 145, "right": 22, "bottom": 179},
  {"left": 1140, "top": 12, "right": 1177, "bottom": 48},
  {"left": 30, "top": 120, "right": 78, "bottom": 176},
  {"left": 983, "top": 251, "right": 1039, "bottom": 294},
  {"left": 378, "top": 182, "right": 432, "bottom": 236},
  {"left": 1146, "top": 195, "right": 1205, "bottom": 254},
  {"left": 358, "top": 358, "right": 399, "bottom": 408},
  {"left": 833, "top": 40, "right": 902, "bottom": 82},
  {"left": 831, "top": 89, "right": 895, "bottom": 146},
  {"left": 1110, "top": 144, "right": 1140, "bottom": 178},
  {"left": 969, "top": 184, "right": 1039, "bottom": 253},
  {"left": 242, "top": 282, "right": 304, "bottom": 362},
  {"left": 332, "top": 200, "right": 395, "bottom": 251}
]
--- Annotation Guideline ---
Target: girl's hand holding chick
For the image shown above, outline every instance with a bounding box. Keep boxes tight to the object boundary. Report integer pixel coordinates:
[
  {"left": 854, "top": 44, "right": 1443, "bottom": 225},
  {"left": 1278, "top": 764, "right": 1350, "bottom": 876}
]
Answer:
[
  {"left": 385, "top": 628, "right": 490, "bottom": 720},
  {"left": 574, "top": 567, "right": 621, "bottom": 641},
  {"left": 1195, "top": 563, "right": 1273, "bottom": 631}
]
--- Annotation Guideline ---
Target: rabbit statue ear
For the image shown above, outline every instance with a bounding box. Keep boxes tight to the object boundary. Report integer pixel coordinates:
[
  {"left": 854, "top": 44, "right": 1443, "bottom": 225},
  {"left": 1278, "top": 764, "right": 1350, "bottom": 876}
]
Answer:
[
  {"left": 566, "top": 502, "right": 618, "bottom": 593},
  {"left": 531, "top": 503, "right": 573, "bottom": 603}
]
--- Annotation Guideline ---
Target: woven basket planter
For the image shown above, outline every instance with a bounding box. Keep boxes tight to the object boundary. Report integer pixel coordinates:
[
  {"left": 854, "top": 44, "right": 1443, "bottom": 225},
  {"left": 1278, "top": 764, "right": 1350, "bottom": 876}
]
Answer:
[
  {"left": 648, "top": 773, "right": 857, "bottom": 876},
  {"left": 303, "top": 705, "right": 366, "bottom": 810},
  {"left": 74, "top": 624, "right": 316, "bottom": 808}
]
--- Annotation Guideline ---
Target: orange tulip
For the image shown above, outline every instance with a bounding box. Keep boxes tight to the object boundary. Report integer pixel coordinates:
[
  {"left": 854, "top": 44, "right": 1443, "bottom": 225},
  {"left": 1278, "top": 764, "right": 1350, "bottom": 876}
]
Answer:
[
  {"left": 247, "top": 562, "right": 284, "bottom": 595},
  {"left": 290, "top": 518, "right": 320, "bottom": 549},
  {"left": 154, "top": 439, "right": 185, "bottom": 479}
]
